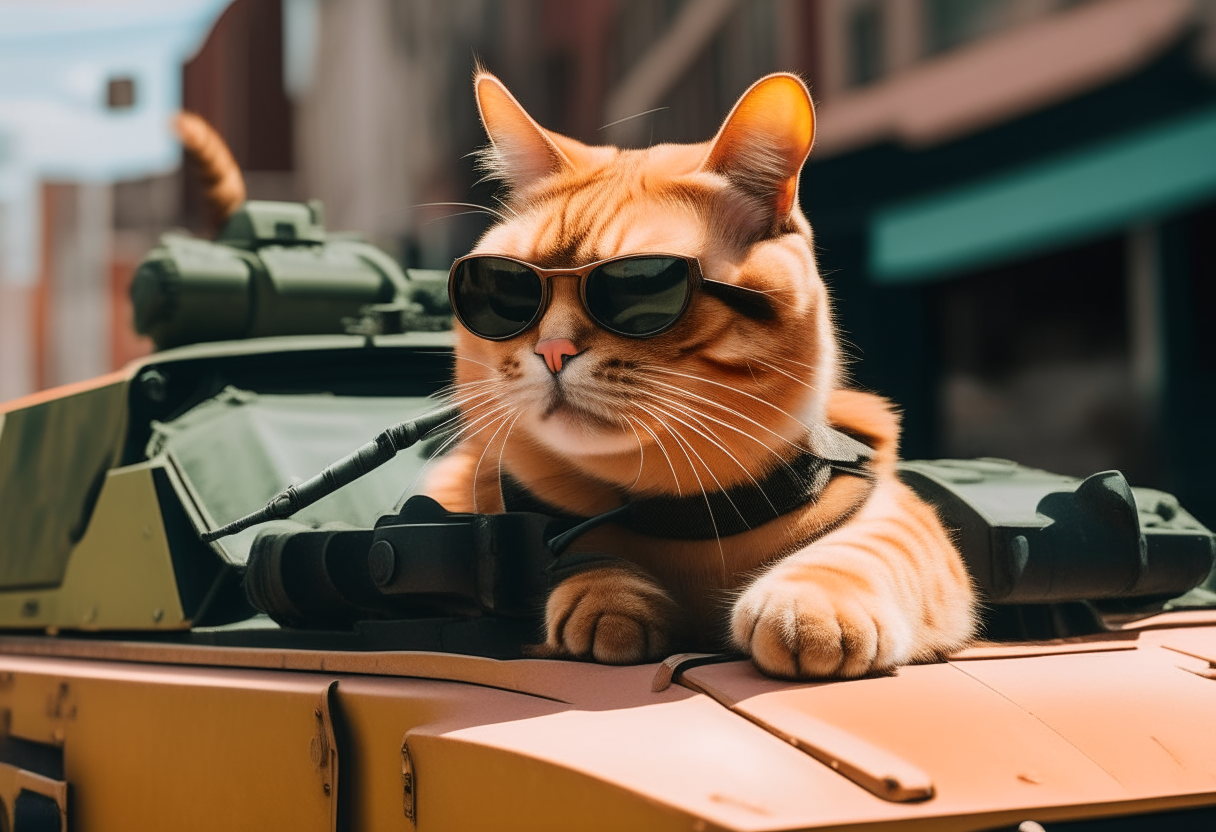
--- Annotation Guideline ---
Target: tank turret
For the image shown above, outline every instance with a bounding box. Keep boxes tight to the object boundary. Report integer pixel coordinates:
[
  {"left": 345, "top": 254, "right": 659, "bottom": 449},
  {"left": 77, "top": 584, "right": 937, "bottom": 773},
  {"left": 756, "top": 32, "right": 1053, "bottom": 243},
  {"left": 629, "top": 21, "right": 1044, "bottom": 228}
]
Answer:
[{"left": 130, "top": 199, "right": 448, "bottom": 350}]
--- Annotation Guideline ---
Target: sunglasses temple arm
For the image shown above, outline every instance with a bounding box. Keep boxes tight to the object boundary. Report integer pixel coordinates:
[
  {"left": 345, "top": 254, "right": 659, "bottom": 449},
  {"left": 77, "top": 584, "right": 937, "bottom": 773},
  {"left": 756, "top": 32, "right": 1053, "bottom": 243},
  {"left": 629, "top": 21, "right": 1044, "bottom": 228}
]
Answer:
[
  {"left": 700, "top": 280, "right": 777, "bottom": 322},
  {"left": 200, "top": 405, "right": 462, "bottom": 543}
]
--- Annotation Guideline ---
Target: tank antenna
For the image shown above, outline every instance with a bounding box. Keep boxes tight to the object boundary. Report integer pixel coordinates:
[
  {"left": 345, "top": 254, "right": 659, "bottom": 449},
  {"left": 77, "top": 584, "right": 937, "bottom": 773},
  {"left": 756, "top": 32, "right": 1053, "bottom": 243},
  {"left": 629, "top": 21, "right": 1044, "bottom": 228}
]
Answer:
[{"left": 200, "top": 405, "right": 460, "bottom": 543}]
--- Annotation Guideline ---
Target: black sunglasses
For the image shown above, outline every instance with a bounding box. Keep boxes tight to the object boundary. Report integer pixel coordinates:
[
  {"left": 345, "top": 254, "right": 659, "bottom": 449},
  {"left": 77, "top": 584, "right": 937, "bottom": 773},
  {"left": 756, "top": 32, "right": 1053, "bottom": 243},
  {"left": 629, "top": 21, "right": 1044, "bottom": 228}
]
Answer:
[{"left": 448, "top": 253, "right": 773, "bottom": 341}]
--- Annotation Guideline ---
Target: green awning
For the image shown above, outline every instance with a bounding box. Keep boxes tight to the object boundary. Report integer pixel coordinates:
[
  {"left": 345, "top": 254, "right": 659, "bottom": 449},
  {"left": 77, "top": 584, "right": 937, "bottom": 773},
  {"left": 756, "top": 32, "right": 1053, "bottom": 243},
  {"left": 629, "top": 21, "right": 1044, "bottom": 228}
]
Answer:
[{"left": 871, "top": 105, "right": 1216, "bottom": 283}]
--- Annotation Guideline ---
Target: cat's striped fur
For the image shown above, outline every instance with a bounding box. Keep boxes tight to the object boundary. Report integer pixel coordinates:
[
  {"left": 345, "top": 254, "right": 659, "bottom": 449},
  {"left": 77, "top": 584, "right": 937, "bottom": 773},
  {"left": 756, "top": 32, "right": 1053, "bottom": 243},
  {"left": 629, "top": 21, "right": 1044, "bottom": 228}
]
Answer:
[{"left": 424, "top": 72, "right": 976, "bottom": 678}]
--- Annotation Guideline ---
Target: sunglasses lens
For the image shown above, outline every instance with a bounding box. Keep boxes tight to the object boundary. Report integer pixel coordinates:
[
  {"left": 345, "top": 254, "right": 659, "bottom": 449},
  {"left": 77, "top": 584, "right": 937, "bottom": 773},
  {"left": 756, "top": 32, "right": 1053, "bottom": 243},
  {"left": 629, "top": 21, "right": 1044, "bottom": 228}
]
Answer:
[
  {"left": 584, "top": 256, "right": 691, "bottom": 336},
  {"left": 451, "top": 257, "right": 543, "bottom": 338}
]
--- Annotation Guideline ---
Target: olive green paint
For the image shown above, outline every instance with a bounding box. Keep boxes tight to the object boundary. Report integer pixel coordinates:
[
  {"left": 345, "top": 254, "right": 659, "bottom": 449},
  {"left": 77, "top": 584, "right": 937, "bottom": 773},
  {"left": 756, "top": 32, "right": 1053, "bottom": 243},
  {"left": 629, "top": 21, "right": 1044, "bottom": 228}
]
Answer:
[{"left": 0, "top": 381, "right": 129, "bottom": 588}]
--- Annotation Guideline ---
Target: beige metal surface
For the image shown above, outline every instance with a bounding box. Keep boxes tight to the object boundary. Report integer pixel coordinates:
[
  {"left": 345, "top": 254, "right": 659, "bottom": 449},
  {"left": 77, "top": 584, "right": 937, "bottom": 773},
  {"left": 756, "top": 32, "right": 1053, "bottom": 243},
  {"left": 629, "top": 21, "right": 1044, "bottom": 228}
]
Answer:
[
  {"left": 681, "top": 624, "right": 1216, "bottom": 829},
  {"left": 0, "top": 635, "right": 687, "bottom": 707},
  {"left": 0, "top": 625, "right": 1213, "bottom": 829},
  {"left": 332, "top": 675, "right": 564, "bottom": 832},
  {"left": 0, "top": 655, "right": 339, "bottom": 831},
  {"left": 0, "top": 464, "right": 186, "bottom": 631}
]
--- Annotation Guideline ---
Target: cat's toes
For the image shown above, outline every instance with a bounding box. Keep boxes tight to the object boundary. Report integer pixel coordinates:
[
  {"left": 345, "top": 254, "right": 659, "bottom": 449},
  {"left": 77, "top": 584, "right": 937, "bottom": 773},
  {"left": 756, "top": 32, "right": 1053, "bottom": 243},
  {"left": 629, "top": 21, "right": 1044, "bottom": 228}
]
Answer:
[
  {"left": 541, "top": 567, "right": 680, "bottom": 664},
  {"left": 731, "top": 571, "right": 910, "bottom": 679}
]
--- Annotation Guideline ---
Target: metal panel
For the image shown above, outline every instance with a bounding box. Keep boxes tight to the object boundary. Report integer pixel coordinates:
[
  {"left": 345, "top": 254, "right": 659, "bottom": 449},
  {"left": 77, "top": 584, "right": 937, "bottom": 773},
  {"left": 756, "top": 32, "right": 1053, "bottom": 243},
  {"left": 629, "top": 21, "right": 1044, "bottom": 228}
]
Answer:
[
  {"left": 871, "top": 105, "right": 1216, "bottom": 283},
  {"left": 0, "top": 379, "right": 128, "bottom": 588},
  {"left": 0, "top": 656, "right": 339, "bottom": 831},
  {"left": 0, "top": 464, "right": 185, "bottom": 631}
]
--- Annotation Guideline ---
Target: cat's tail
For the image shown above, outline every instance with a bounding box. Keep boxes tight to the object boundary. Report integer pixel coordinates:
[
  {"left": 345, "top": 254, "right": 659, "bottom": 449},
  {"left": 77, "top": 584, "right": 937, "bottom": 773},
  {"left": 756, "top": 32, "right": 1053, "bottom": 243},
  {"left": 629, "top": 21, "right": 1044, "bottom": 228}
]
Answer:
[{"left": 174, "top": 111, "right": 246, "bottom": 229}]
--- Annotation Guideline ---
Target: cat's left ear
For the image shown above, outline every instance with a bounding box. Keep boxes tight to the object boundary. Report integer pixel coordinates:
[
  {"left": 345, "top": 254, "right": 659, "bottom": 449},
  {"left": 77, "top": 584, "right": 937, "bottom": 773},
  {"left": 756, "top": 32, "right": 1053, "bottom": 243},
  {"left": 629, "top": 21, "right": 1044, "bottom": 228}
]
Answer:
[{"left": 700, "top": 74, "right": 815, "bottom": 229}]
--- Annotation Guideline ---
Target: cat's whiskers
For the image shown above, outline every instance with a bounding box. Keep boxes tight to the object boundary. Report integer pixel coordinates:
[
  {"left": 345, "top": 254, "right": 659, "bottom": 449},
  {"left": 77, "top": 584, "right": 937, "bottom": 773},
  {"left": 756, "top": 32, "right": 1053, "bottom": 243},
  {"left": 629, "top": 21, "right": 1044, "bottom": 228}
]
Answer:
[
  {"left": 748, "top": 357, "right": 820, "bottom": 393},
  {"left": 420, "top": 210, "right": 496, "bottom": 228},
  {"left": 642, "top": 375, "right": 810, "bottom": 453},
  {"left": 423, "top": 397, "right": 515, "bottom": 463},
  {"left": 642, "top": 383, "right": 823, "bottom": 494},
  {"left": 472, "top": 407, "right": 520, "bottom": 513},
  {"left": 643, "top": 395, "right": 779, "bottom": 517},
  {"left": 633, "top": 402, "right": 727, "bottom": 576},
  {"left": 736, "top": 285, "right": 802, "bottom": 312},
  {"left": 623, "top": 416, "right": 646, "bottom": 490},
  {"left": 453, "top": 354, "right": 500, "bottom": 373},
  {"left": 491, "top": 194, "right": 522, "bottom": 221},
  {"left": 419, "top": 403, "right": 510, "bottom": 466},
  {"left": 759, "top": 353, "right": 828, "bottom": 374},
  {"left": 651, "top": 391, "right": 802, "bottom": 474},
  {"left": 647, "top": 368, "right": 815, "bottom": 435},
  {"left": 645, "top": 402, "right": 763, "bottom": 522},
  {"left": 645, "top": 387, "right": 807, "bottom": 488},
  {"left": 388, "top": 395, "right": 512, "bottom": 499},
  {"left": 643, "top": 386, "right": 784, "bottom": 456},
  {"left": 625, "top": 413, "right": 682, "bottom": 496},
  {"left": 442, "top": 387, "right": 507, "bottom": 418},
  {"left": 745, "top": 360, "right": 759, "bottom": 385},
  {"left": 496, "top": 409, "right": 526, "bottom": 503},
  {"left": 409, "top": 201, "right": 509, "bottom": 223},
  {"left": 442, "top": 374, "right": 508, "bottom": 395},
  {"left": 440, "top": 383, "right": 502, "bottom": 411},
  {"left": 429, "top": 379, "right": 496, "bottom": 401}
]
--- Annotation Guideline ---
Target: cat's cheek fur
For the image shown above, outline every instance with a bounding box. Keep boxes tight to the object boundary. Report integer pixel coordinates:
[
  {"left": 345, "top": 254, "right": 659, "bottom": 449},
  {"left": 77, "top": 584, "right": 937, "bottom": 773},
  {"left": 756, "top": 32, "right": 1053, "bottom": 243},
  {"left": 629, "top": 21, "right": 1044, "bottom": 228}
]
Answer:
[{"left": 538, "top": 567, "right": 684, "bottom": 664}]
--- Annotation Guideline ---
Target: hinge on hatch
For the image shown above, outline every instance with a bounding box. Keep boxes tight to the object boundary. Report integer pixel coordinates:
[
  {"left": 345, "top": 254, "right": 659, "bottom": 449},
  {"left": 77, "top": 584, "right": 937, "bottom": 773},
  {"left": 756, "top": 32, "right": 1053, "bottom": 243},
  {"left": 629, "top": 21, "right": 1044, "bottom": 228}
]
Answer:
[{"left": 401, "top": 738, "right": 416, "bottom": 825}]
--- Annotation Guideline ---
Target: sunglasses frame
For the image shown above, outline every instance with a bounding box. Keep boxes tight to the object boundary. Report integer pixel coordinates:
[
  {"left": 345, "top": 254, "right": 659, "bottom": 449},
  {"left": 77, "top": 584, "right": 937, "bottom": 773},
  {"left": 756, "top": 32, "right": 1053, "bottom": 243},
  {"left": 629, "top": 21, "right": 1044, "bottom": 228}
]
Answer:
[{"left": 448, "top": 252, "right": 754, "bottom": 341}]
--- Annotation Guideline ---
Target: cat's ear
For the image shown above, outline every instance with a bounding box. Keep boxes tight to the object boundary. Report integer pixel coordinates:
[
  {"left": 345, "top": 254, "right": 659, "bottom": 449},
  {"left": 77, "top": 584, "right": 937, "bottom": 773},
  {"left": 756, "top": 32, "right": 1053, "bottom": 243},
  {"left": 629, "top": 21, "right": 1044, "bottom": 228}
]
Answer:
[
  {"left": 701, "top": 73, "right": 815, "bottom": 228},
  {"left": 475, "top": 72, "right": 573, "bottom": 191}
]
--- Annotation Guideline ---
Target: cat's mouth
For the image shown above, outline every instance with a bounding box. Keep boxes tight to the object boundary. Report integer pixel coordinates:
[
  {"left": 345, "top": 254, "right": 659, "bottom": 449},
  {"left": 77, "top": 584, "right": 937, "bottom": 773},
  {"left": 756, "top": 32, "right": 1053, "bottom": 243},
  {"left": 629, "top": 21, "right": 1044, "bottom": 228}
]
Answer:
[
  {"left": 539, "top": 386, "right": 618, "bottom": 430},
  {"left": 529, "top": 387, "right": 638, "bottom": 458},
  {"left": 541, "top": 395, "right": 606, "bottom": 425}
]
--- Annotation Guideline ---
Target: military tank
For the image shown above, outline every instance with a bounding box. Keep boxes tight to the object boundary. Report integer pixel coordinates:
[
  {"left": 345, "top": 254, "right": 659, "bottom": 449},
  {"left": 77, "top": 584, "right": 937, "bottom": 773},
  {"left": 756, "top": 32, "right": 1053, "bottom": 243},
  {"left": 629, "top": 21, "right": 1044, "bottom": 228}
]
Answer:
[{"left": 0, "top": 198, "right": 1214, "bottom": 831}]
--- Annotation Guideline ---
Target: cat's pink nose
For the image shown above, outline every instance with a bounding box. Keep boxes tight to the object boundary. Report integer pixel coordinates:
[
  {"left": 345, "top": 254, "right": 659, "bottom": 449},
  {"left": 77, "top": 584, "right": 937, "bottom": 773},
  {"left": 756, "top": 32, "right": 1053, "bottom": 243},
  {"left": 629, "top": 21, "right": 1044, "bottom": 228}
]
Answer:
[{"left": 535, "top": 339, "right": 579, "bottom": 374}]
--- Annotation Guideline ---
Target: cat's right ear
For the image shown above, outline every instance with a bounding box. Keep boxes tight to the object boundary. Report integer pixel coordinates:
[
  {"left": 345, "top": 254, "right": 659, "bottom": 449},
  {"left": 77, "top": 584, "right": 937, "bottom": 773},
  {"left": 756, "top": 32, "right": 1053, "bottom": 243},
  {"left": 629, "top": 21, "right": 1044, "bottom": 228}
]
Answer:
[{"left": 475, "top": 73, "right": 572, "bottom": 191}]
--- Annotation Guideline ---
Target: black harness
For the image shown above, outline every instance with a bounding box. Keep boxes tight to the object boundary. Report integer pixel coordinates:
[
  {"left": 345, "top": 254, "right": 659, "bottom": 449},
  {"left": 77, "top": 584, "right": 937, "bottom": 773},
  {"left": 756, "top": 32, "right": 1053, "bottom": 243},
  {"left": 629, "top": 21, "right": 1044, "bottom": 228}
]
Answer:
[
  {"left": 501, "top": 425, "right": 876, "bottom": 541},
  {"left": 238, "top": 414, "right": 879, "bottom": 628}
]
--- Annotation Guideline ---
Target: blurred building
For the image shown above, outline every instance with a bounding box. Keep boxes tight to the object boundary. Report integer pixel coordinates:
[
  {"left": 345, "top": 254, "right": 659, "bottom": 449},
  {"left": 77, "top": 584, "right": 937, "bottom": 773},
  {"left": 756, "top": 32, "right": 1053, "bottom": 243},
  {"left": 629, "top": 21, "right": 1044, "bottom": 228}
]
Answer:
[
  {"left": 0, "top": 1, "right": 227, "bottom": 400},
  {"left": 6, "top": 0, "right": 1216, "bottom": 526},
  {"left": 802, "top": 0, "right": 1216, "bottom": 526},
  {"left": 293, "top": 0, "right": 816, "bottom": 268}
]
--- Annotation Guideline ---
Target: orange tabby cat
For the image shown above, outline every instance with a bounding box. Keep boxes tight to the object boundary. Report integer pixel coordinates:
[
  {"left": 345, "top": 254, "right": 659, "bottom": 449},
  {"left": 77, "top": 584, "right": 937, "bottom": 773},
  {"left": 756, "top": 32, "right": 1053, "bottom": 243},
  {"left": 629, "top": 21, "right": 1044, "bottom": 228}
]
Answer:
[{"left": 424, "top": 72, "right": 976, "bottom": 679}]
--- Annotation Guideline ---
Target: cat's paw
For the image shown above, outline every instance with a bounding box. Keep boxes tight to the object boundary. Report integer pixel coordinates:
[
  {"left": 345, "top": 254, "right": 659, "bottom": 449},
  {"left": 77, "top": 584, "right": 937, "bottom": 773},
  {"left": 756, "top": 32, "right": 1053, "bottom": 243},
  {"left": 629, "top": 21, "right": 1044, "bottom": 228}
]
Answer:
[
  {"left": 537, "top": 567, "right": 680, "bottom": 664},
  {"left": 731, "top": 568, "right": 913, "bottom": 679}
]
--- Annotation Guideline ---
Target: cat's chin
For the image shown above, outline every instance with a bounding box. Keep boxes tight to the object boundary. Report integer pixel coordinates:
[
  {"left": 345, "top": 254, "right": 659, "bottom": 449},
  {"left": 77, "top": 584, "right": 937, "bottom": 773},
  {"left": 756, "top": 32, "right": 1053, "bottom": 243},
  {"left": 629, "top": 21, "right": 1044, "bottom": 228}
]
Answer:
[{"left": 527, "top": 405, "right": 638, "bottom": 458}]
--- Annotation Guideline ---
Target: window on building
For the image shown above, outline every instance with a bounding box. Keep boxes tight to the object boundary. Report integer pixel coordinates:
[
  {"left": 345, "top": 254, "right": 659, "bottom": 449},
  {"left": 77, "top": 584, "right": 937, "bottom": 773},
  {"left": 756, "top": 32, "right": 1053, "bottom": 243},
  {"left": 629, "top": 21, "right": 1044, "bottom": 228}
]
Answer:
[
  {"left": 106, "top": 77, "right": 136, "bottom": 109},
  {"left": 1188, "top": 203, "right": 1216, "bottom": 374},
  {"left": 847, "top": 0, "right": 884, "bottom": 86},
  {"left": 923, "top": 0, "right": 1010, "bottom": 55}
]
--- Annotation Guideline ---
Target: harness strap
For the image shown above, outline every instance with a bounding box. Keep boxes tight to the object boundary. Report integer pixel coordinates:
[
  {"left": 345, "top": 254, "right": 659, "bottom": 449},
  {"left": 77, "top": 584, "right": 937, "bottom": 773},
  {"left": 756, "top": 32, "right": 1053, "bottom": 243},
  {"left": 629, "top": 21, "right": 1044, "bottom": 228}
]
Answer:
[{"left": 502, "top": 426, "right": 875, "bottom": 542}]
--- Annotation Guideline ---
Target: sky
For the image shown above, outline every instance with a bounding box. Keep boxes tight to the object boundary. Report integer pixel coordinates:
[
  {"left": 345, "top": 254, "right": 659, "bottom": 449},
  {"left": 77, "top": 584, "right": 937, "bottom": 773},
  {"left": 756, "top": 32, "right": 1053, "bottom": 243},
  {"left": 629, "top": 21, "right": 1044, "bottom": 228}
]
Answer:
[{"left": 0, "top": 0, "right": 231, "bottom": 284}]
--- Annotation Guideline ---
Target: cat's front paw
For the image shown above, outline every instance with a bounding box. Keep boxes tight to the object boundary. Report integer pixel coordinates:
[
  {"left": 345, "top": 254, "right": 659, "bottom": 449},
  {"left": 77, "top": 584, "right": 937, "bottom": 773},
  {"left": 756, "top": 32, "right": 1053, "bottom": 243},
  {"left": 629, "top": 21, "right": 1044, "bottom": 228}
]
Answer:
[
  {"left": 731, "top": 568, "right": 913, "bottom": 679},
  {"left": 537, "top": 567, "right": 681, "bottom": 664}
]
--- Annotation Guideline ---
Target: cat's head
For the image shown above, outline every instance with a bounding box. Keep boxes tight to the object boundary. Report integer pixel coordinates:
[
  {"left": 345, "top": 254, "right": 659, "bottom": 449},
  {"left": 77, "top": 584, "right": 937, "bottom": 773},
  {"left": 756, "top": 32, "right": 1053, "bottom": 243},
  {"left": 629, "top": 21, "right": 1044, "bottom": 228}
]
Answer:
[{"left": 451, "top": 72, "right": 837, "bottom": 495}]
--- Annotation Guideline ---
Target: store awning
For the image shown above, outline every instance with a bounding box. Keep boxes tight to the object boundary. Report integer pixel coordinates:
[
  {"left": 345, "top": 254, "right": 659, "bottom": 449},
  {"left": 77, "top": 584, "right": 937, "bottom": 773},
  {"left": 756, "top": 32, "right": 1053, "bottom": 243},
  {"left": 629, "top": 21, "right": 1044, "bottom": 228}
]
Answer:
[{"left": 870, "top": 104, "right": 1216, "bottom": 283}]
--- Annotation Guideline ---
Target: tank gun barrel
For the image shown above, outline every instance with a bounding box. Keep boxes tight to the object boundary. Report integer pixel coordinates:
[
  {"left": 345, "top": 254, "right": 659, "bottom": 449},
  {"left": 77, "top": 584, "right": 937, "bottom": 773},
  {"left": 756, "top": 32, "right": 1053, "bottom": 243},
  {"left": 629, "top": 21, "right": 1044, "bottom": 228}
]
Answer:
[{"left": 200, "top": 405, "right": 460, "bottom": 542}]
